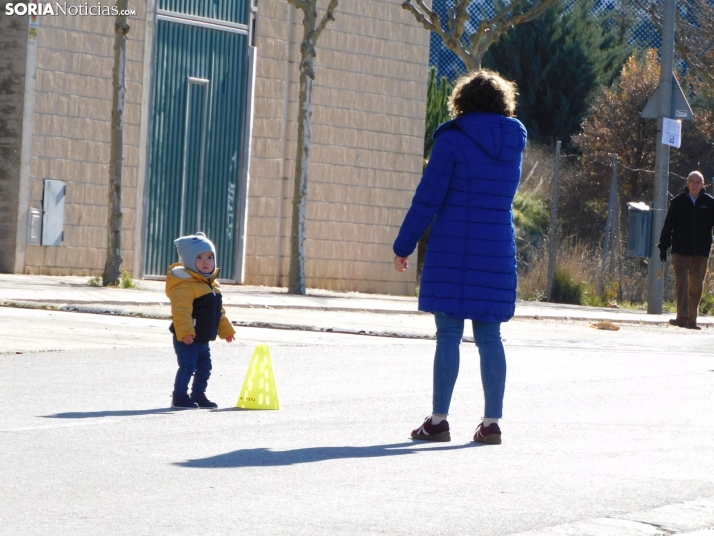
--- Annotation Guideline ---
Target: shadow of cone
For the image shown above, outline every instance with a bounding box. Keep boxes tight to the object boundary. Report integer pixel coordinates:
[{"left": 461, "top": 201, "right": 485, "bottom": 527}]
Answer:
[{"left": 236, "top": 344, "right": 280, "bottom": 410}]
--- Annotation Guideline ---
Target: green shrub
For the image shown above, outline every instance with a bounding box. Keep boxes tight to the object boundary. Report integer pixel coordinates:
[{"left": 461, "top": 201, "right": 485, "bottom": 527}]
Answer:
[
  {"left": 551, "top": 269, "right": 584, "bottom": 305},
  {"left": 513, "top": 192, "right": 550, "bottom": 242},
  {"left": 514, "top": 192, "right": 551, "bottom": 275},
  {"left": 580, "top": 289, "right": 606, "bottom": 307},
  {"left": 617, "top": 300, "right": 647, "bottom": 311},
  {"left": 87, "top": 269, "right": 139, "bottom": 289},
  {"left": 699, "top": 293, "right": 714, "bottom": 315},
  {"left": 117, "top": 269, "right": 139, "bottom": 289},
  {"left": 424, "top": 67, "right": 453, "bottom": 159}
]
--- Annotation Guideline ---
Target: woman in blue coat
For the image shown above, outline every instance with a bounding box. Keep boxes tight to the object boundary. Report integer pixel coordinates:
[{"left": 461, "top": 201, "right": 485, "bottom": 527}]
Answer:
[{"left": 394, "top": 69, "right": 527, "bottom": 445}]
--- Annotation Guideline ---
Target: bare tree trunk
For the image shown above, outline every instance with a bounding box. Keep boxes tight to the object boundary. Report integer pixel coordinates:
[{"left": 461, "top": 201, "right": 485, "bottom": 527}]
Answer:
[
  {"left": 288, "top": 57, "right": 313, "bottom": 294},
  {"left": 102, "top": 0, "right": 130, "bottom": 286},
  {"left": 286, "top": 0, "right": 338, "bottom": 295}
]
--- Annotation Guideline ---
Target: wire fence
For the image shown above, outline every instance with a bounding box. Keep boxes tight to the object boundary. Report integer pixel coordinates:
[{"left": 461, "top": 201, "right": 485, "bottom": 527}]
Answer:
[
  {"left": 429, "top": 0, "right": 664, "bottom": 81},
  {"left": 516, "top": 146, "right": 707, "bottom": 307}
]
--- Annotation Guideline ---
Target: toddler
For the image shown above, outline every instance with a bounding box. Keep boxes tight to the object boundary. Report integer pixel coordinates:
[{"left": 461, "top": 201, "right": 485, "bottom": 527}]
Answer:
[{"left": 166, "top": 232, "right": 236, "bottom": 409}]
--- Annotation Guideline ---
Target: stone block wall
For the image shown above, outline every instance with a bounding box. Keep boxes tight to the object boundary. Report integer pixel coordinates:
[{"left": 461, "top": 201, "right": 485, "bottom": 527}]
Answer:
[
  {"left": 4, "top": 1, "right": 429, "bottom": 294},
  {"left": 0, "top": 3, "right": 28, "bottom": 272},
  {"left": 247, "top": 0, "right": 429, "bottom": 295},
  {"left": 22, "top": 6, "right": 147, "bottom": 276}
]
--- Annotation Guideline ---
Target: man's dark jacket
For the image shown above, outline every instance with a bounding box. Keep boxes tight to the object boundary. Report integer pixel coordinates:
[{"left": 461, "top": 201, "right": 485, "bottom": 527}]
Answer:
[{"left": 659, "top": 188, "right": 714, "bottom": 257}]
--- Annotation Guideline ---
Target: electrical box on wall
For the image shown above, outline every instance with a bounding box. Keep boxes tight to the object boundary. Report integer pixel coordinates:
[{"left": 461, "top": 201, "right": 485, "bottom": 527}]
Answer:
[
  {"left": 627, "top": 202, "right": 652, "bottom": 258},
  {"left": 41, "top": 179, "right": 66, "bottom": 246},
  {"left": 27, "top": 208, "right": 42, "bottom": 245}
]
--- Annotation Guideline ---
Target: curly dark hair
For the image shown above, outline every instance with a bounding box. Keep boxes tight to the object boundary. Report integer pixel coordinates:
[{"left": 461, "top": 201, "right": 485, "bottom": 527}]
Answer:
[{"left": 448, "top": 69, "right": 519, "bottom": 119}]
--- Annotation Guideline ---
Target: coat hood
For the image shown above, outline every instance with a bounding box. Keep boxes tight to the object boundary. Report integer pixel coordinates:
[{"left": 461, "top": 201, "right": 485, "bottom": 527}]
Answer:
[
  {"left": 166, "top": 262, "right": 220, "bottom": 295},
  {"left": 434, "top": 113, "right": 527, "bottom": 162}
]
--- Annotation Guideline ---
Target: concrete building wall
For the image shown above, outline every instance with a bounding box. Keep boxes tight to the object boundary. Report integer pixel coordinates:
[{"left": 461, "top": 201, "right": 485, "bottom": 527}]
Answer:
[
  {"left": 247, "top": 0, "right": 429, "bottom": 295},
  {"left": 21, "top": 6, "right": 147, "bottom": 276},
  {"left": 3, "top": 2, "right": 429, "bottom": 295},
  {"left": 0, "top": 3, "right": 29, "bottom": 272}
]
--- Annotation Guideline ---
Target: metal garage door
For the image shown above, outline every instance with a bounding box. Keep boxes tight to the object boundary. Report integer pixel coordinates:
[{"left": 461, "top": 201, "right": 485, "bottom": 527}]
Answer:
[{"left": 144, "top": 0, "right": 253, "bottom": 280}]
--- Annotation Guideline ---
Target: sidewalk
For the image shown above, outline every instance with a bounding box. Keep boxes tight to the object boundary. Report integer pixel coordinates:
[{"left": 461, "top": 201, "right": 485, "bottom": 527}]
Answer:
[{"left": 0, "top": 273, "right": 701, "bottom": 329}]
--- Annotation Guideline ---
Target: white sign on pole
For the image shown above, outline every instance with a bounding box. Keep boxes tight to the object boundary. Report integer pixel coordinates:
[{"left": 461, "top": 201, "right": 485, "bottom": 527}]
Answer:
[{"left": 662, "top": 117, "right": 682, "bottom": 148}]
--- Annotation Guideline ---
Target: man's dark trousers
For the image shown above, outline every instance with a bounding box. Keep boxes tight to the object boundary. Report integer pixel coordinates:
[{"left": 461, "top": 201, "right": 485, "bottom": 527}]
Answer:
[{"left": 671, "top": 253, "right": 709, "bottom": 324}]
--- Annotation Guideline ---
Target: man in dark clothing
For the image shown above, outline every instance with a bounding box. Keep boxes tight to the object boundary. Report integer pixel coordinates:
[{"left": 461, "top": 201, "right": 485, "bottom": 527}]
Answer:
[{"left": 658, "top": 171, "right": 714, "bottom": 329}]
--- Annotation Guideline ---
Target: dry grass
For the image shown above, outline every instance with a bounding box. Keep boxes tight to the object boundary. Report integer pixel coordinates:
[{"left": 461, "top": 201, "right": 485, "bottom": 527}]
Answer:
[
  {"left": 515, "top": 142, "right": 714, "bottom": 310},
  {"left": 517, "top": 236, "right": 693, "bottom": 310},
  {"left": 518, "top": 237, "right": 604, "bottom": 304}
]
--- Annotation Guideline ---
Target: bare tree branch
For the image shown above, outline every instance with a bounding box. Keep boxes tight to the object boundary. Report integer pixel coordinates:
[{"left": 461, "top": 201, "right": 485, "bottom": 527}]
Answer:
[
  {"left": 637, "top": 0, "right": 714, "bottom": 82},
  {"left": 402, "top": 0, "right": 475, "bottom": 69},
  {"left": 287, "top": 0, "right": 310, "bottom": 11},
  {"left": 404, "top": 0, "right": 557, "bottom": 71},
  {"left": 402, "top": 0, "right": 445, "bottom": 31},
  {"left": 314, "top": 0, "right": 338, "bottom": 40},
  {"left": 472, "top": 0, "right": 557, "bottom": 59},
  {"left": 450, "top": 0, "right": 470, "bottom": 44},
  {"left": 675, "top": 43, "right": 714, "bottom": 83},
  {"left": 402, "top": 1, "right": 450, "bottom": 46}
]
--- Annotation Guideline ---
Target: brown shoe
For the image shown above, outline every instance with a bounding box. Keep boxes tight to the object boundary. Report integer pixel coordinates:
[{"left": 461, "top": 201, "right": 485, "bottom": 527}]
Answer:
[
  {"left": 688, "top": 323, "right": 702, "bottom": 330},
  {"left": 473, "top": 422, "right": 502, "bottom": 445},
  {"left": 669, "top": 319, "right": 689, "bottom": 328},
  {"left": 411, "top": 416, "right": 450, "bottom": 442}
]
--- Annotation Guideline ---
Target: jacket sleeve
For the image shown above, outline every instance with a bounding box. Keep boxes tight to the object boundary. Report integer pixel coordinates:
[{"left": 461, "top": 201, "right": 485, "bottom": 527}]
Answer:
[
  {"left": 211, "top": 281, "right": 236, "bottom": 339},
  {"left": 658, "top": 198, "right": 677, "bottom": 251},
  {"left": 218, "top": 306, "right": 236, "bottom": 340},
  {"left": 393, "top": 135, "right": 456, "bottom": 257},
  {"left": 169, "top": 285, "right": 196, "bottom": 341}
]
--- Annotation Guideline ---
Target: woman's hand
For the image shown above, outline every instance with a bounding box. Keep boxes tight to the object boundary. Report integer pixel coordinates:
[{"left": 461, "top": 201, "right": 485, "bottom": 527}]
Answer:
[
  {"left": 182, "top": 334, "right": 195, "bottom": 344},
  {"left": 394, "top": 256, "right": 409, "bottom": 272}
]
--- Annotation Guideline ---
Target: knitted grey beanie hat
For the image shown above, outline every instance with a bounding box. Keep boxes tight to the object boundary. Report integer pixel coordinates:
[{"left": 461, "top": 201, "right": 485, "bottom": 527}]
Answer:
[{"left": 174, "top": 232, "right": 216, "bottom": 275}]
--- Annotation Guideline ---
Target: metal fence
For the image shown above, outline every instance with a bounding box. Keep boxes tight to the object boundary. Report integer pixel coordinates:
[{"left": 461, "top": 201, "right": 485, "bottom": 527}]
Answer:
[{"left": 429, "top": 0, "right": 664, "bottom": 81}]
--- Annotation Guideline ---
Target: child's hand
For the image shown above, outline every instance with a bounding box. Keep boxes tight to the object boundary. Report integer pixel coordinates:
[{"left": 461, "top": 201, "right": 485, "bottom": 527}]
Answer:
[
  {"left": 182, "top": 335, "right": 195, "bottom": 344},
  {"left": 226, "top": 335, "right": 235, "bottom": 343}
]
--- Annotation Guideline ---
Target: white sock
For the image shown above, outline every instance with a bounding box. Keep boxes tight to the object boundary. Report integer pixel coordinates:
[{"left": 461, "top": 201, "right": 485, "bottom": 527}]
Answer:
[
  {"left": 483, "top": 418, "right": 500, "bottom": 427},
  {"left": 431, "top": 413, "right": 448, "bottom": 424}
]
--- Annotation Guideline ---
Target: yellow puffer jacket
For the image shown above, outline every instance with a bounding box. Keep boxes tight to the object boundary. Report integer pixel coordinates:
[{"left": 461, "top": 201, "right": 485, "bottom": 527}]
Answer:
[{"left": 165, "top": 262, "right": 236, "bottom": 342}]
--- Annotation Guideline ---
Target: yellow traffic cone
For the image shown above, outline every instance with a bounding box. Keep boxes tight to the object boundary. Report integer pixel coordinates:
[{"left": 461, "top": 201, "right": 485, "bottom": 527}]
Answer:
[{"left": 236, "top": 344, "right": 280, "bottom": 410}]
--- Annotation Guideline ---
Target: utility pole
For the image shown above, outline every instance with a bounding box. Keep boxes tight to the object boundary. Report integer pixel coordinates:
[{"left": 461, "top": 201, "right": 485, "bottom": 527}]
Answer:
[{"left": 647, "top": 0, "right": 675, "bottom": 314}]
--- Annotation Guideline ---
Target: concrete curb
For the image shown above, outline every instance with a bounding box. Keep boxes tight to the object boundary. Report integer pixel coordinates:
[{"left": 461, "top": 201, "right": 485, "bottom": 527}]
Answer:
[
  {"left": 0, "top": 300, "right": 463, "bottom": 341},
  {"left": 0, "top": 300, "right": 172, "bottom": 320},
  {"left": 0, "top": 299, "right": 714, "bottom": 326},
  {"left": 3, "top": 297, "right": 710, "bottom": 330},
  {"left": 0, "top": 297, "right": 431, "bottom": 316}
]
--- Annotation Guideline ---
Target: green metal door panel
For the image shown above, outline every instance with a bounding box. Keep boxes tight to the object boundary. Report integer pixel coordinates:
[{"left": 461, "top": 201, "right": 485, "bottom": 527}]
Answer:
[
  {"left": 180, "top": 78, "right": 208, "bottom": 237},
  {"left": 157, "top": 0, "right": 249, "bottom": 25},
  {"left": 201, "top": 29, "right": 248, "bottom": 276},
  {"left": 198, "top": 28, "right": 247, "bottom": 279},
  {"left": 145, "top": 19, "right": 249, "bottom": 279}
]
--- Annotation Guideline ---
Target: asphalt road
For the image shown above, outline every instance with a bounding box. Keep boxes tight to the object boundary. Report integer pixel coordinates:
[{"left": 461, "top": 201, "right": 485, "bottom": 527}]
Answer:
[{"left": 1, "top": 307, "right": 713, "bottom": 535}]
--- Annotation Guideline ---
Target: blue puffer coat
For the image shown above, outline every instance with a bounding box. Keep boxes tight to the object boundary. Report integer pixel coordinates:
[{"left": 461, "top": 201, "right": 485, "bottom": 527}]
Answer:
[{"left": 393, "top": 112, "right": 527, "bottom": 321}]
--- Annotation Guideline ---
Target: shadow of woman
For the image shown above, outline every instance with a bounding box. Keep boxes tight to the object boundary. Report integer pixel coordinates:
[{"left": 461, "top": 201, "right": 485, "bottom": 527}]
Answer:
[
  {"left": 42, "top": 408, "right": 180, "bottom": 419},
  {"left": 175, "top": 441, "right": 483, "bottom": 468}
]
